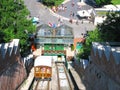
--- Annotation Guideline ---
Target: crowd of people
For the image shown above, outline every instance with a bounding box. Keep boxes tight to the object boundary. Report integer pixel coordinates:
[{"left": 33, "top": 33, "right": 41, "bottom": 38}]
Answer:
[
  {"left": 52, "top": 4, "right": 67, "bottom": 12},
  {"left": 51, "top": 0, "right": 88, "bottom": 25}
]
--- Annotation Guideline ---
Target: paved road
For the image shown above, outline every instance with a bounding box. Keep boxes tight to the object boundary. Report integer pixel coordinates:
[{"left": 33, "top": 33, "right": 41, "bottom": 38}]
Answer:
[
  {"left": 24, "top": 0, "right": 95, "bottom": 38},
  {"left": 56, "top": 0, "right": 92, "bottom": 19}
]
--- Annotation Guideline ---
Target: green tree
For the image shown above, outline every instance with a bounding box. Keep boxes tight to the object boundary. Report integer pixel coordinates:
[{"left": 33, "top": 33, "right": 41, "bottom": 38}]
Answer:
[
  {"left": 98, "top": 12, "right": 120, "bottom": 42},
  {"left": 42, "top": 0, "right": 64, "bottom": 7},
  {"left": 78, "top": 12, "right": 120, "bottom": 59},
  {"left": 95, "top": 0, "right": 112, "bottom": 6},
  {"left": 0, "top": 0, "right": 35, "bottom": 56},
  {"left": 42, "top": 0, "right": 55, "bottom": 7},
  {"left": 77, "top": 29, "right": 102, "bottom": 59}
]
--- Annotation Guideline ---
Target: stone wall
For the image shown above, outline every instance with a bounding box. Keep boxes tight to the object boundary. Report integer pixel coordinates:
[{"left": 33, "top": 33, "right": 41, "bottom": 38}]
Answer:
[
  {"left": 0, "top": 60, "right": 27, "bottom": 90},
  {"left": 84, "top": 63, "right": 120, "bottom": 90},
  {"left": 72, "top": 60, "right": 92, "bottom": 90},
  {"left": 73, "top": 60, "right": 85, "bottom": 77},
  {"left": 0, "top": 46, "right": 20, "bottom": 72},
  {"left": 73, "top": 60, "right": 120, "bottom": 90},
  {"left": 73, "top": 42, "right": 120, "bottom": 90},
  {"left": 0, "top": 39, "right": 27, "bottom": 90},
  {"left": 91, "top": 48, "right": 120, "bottom": 84}
]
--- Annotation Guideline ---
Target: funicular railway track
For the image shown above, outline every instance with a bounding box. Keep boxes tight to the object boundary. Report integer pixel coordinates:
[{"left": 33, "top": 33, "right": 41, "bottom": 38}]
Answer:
[
  {"left": 31, "top": 56, "right": 73, "bottom": 90},
  {"left": 32, "top": 79, "right": 50, "bottom": 90},
  {"left": 56, "top": 63, "right": 73, "bottom": 90}
]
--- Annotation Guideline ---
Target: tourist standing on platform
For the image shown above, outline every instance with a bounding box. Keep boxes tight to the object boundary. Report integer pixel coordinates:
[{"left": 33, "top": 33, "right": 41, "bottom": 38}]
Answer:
[{"left": 71, "top": 0, "right": 75, "bottom": 7}]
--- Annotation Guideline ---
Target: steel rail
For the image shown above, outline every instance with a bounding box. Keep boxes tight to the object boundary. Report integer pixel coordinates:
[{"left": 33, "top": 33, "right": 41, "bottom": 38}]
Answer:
[
  {"left": 56, "top": 63, "right": 72, "bottom": 90},
  {"left": 34, "top": 79, "right": 40, "bottom": 90},
  {"left": 34, "top": 79, "right": 50, "bottom": 90},
  {"left": 56, "top": 63, "right": 61, "bottom": 90},
  {"left": 63, "top": 64, "right": 73, "bottom": 90}
]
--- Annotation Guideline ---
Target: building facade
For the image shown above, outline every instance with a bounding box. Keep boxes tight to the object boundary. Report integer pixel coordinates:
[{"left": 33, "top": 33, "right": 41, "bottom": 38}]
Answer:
[{"left": 34, "top": 24, "right": 74, "bottom": 61}]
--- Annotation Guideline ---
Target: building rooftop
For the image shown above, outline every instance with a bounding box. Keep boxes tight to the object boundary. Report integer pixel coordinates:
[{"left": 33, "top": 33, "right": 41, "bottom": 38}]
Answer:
[
  {"left": 74, "top": 38, "right": 85, "bottom": 49},
  {"left": 36, "top": 24, "right": 74, "bottom": 37},
  {"left": 35, "top": 24, "right": 74, "bottom": 44}
]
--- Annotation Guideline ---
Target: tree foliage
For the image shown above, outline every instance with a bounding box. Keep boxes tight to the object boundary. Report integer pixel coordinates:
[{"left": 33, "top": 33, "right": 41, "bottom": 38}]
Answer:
[
  {"left": 42, "top": 0, "right": 55, "bottom": 6},
  {"left": 95, "top": 0, "right": 112, "bottom": 6},
  {"left": 0, "top": 0, "right": 36, "bottom": 56},
  {"left": 77, "top": 29, "right": 102, "bottom": 59},
  {"left": 42, "top": 0, "right": 64, "bottom": 7},
  {"left": 98, "top": 12, "right": 120, "bottom": 42},
  {"left": 78, "top": 12, "right": 120, "bottom": 59}
]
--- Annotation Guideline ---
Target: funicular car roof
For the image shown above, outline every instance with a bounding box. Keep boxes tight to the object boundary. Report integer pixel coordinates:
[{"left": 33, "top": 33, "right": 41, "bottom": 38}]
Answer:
[{"left": 34, "top": 56, "right": 52, "bottom": 67}]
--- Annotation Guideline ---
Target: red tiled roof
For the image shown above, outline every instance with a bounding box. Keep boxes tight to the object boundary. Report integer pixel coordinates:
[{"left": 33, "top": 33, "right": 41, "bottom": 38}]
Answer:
[{"left": 74, "top": 38, "right": 85, "bottom": 49}]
